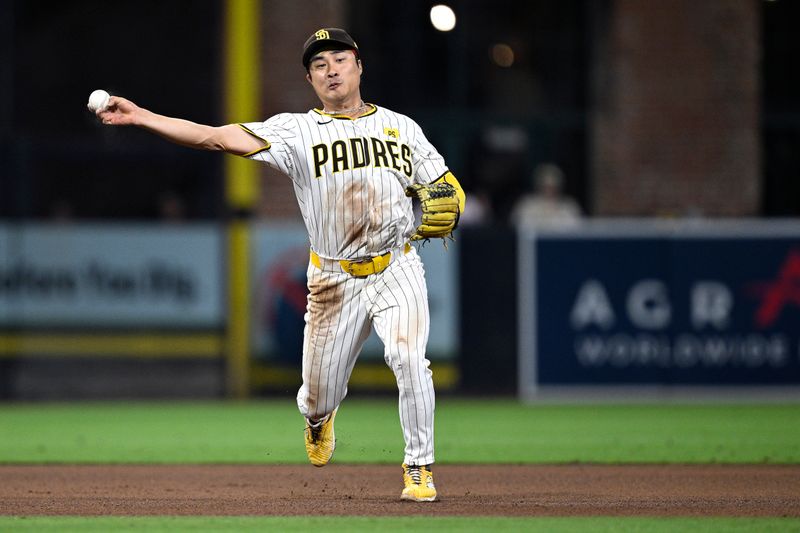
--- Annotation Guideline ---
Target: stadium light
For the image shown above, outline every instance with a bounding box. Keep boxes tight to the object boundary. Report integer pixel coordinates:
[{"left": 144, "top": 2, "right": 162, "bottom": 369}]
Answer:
[{"left": 430, "top": 5, "right": 456, "bottom": 32}]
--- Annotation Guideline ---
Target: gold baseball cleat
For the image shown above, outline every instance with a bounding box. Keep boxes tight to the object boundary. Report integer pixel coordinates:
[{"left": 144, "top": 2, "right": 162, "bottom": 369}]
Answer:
[
  {"left": 304, "top": 409, "right": 337, "bottom": 467},
  {"left": 401, "top": 463, "right": 437, "bottom": 502}
]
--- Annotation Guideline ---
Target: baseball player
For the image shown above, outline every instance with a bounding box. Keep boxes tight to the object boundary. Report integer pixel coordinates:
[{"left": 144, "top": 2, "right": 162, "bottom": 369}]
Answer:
[{"left": 95, "top": 28, "right": 464, "bottom": 502}]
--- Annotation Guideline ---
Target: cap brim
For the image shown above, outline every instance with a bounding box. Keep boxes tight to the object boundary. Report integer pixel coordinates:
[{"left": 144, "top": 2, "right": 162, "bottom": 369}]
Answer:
[{"left": 303, "top": 41, "right": 357, "bottom": 67}]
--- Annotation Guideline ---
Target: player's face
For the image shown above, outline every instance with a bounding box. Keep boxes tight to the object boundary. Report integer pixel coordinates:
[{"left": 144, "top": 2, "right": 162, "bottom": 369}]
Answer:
[{"left": 306, "top": 50, "right": 363, "bottom": 108}]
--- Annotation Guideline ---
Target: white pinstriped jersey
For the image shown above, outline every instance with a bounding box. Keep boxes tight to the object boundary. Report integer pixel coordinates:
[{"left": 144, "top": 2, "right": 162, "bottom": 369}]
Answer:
[{"left": 241, "top": 104, "right": 448, "bottom": 260}]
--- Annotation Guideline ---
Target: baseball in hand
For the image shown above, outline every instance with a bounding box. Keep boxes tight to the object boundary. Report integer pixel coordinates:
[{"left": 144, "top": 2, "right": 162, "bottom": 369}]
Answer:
[{"left": 87, "top": 89, "right": 110, "bottom": 112}]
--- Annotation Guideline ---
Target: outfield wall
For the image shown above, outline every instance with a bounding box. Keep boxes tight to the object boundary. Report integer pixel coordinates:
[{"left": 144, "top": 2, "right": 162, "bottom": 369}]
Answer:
[
  {"left": 517, "top": 219, "right": 800, "bottom": 400},
  {"left": 0, "top": 223, "right": 459, "bottom": 398},
  {"left": 5, "top": 220, "right": 797, "bottom": 400}
]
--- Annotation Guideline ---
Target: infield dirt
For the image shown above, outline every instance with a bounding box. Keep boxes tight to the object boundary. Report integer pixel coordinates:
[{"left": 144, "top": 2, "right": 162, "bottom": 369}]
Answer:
[{"left": 2, "top": 465, "right": 799, "bottom": 517}]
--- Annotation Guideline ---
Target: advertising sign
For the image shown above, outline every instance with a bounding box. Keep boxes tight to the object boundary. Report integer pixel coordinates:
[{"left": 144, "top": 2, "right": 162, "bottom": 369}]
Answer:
[
  {"left": 0, "top": 224, "right": 223, "bottom": 327},
  {"left": 518, "top": 221, "right": 800, "bottom": 397}
]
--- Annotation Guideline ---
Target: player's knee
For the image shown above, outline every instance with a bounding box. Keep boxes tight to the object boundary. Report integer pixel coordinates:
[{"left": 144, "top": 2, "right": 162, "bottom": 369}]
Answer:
[{"left": 386, "top": 346, "right": 429, "bottom": 374}]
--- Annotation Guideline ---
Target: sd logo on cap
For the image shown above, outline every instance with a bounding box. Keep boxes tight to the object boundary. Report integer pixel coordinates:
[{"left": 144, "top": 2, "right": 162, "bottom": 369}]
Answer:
[{"left": 302, "top": 28, "right": 359, "bottom": 68}]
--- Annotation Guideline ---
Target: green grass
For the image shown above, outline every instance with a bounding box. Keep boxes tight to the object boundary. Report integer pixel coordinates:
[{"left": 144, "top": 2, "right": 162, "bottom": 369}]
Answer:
[
  {"left": 0, "top": 399, "right": 798, "bottom": 464},
  {"left": 0, "top": 516, "right": 799, "bottom": 532},
  {"left": 1, "top": 402, "right": 798, "bottom": 531}
]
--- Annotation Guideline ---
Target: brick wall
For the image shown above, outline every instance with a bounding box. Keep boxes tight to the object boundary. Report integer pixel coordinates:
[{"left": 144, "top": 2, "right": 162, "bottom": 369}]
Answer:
[
  {"left": 591, "top": 0, "right": 760, "bottom": 216},
  {"left": 256, "top": 0, "right": 346, "bottom": 220}
]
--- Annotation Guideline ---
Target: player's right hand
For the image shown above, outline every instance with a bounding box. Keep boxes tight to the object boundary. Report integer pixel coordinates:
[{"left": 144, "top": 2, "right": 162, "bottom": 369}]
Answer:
[{"left": 97, "top": 96, "right": 140, "bottom": 126}]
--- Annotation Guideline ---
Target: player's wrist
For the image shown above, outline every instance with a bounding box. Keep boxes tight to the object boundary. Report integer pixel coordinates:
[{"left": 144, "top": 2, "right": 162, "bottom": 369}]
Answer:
[{"left": 130, "top": 107, "right": 150, "bottom": 127}]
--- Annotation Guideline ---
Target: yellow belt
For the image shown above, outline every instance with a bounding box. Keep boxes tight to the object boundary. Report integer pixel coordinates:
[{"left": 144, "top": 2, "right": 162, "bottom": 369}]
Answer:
[{"left": 310, "top": 243, "right": 412, "bottom": 277}]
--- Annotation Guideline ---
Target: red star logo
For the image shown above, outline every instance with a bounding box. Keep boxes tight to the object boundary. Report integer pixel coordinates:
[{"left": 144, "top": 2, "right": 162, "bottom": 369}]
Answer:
[{"left": 748, "top": 250, "right": 800, "bottom": 328}]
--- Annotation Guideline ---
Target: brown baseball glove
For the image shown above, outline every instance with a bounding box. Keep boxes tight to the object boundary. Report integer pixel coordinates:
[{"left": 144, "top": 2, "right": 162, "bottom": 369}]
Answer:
[{"left": 405, "top": 182, "right": 461, "bottom": 241}]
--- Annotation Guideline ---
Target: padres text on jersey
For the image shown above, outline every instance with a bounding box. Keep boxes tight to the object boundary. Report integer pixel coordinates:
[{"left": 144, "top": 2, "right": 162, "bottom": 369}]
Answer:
[{"left": 310, "top": 136, "right": 413, "bottom": 179}]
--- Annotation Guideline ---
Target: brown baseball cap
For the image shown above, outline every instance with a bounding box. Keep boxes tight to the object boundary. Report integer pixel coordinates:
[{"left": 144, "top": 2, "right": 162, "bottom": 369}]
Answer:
[{"left": 302, "top": 28, "right": 359, "bottom": 68}]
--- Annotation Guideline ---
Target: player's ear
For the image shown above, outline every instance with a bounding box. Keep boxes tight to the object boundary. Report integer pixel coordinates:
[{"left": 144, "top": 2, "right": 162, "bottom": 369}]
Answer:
[
  {"left": 306, "top": 72, "right": 312, "bottom": 84},
  {"left": 357, "top": 59, "right": 363, "bottom": 75}
]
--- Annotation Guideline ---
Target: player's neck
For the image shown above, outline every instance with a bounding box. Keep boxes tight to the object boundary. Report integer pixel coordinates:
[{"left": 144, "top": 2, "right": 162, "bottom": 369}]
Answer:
[{"left": 321, "top": 95, "right": 366, "bottom": 117}]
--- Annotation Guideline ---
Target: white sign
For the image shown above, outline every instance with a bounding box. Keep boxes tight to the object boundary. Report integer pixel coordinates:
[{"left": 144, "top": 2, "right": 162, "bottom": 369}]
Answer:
[{"left": 0, "top": 224, "right": 224, "bottom": 327}]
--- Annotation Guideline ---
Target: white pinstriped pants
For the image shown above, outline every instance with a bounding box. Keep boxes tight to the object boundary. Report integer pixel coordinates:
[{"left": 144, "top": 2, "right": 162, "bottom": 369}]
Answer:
[{"left": 296, "top": 246, "right": 435, "bottom": 466}]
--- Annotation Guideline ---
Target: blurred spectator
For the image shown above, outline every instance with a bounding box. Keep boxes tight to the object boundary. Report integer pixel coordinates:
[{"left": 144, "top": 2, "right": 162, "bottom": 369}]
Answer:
[{"left": 510, "top": 163, "right": 582, "bottom": 230}]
